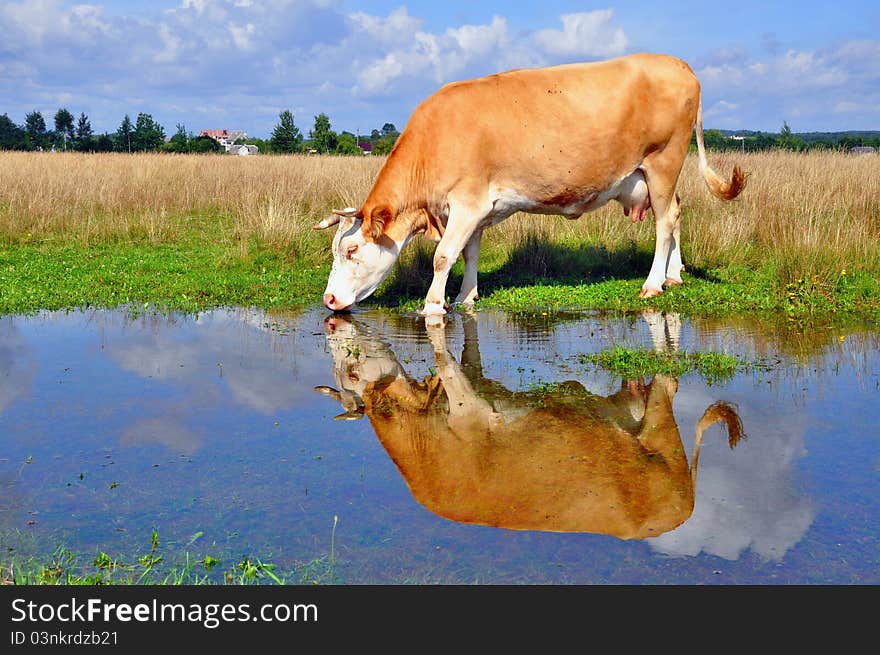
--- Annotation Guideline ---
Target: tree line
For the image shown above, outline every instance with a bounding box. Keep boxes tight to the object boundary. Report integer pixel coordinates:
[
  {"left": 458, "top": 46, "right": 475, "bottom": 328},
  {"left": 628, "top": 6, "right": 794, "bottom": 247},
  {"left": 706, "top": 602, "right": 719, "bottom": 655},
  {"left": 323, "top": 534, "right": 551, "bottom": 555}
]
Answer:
[
  {"left": 2, "top": 107, "right": 875, "bottom": 155},
  {"left": 696, "top": 122, "right": 880, "bottom": 152},
  {"left": 0, "top": 108, "right": 400, "bottom": 155},
  {"left": 262, "top": 110, "right": 399, "bottom": 155}
]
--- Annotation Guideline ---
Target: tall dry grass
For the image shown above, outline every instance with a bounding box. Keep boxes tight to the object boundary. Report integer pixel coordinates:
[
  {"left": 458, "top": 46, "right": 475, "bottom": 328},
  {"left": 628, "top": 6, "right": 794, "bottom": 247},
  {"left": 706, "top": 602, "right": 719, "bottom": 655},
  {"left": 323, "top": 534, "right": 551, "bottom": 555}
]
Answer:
[
  {"left": 1, "top": 149, "right": 878, "bottom": 284},
  {"left": 0, "top": 151, "right": 382, "bottom": 260},
  {"left": 488, "top": 150, "right": 880, "bottom": 284}
]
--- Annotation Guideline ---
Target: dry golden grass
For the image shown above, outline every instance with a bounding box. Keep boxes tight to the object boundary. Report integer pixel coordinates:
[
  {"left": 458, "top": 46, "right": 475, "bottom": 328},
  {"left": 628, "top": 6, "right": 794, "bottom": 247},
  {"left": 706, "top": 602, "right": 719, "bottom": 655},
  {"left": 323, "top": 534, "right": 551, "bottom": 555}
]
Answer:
[
  {"left": 1, "top": 149, "right": 878, "bottom": 284},
  {"left": 0, "top": 151, "right": 383, "bottom": 259},
  {"left": 491, "top": 150, "right": 880, "bottom": 283}
]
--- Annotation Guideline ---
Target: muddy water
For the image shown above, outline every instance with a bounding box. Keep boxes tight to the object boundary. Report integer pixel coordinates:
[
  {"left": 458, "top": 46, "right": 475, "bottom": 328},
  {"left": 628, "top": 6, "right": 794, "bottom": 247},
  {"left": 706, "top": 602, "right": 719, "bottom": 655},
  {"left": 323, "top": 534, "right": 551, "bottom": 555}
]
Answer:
[{"left": 0, "top": 307, "right": 877, "bottom": 584}]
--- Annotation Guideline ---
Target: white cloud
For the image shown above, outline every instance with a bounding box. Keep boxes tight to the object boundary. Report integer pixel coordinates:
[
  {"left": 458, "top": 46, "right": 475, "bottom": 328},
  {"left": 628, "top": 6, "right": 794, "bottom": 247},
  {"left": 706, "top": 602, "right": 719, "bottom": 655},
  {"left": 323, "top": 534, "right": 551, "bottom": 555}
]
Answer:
[
  {"left": 695, "top": 39, "right": 880, "bottom": 129},
  {"left": 532, "top": 10, "right": 627, "bottom": 58},
  {"left": 154, "top": 22, "right": 181, "bottom": 63},
  {"left": 351, "top": 9, "right": 628, "bottom": 97},
  {"left": 351, "top": 13, "right": 517, "bottom": 96},
  {"left": 349, "top": 6, "right": 422, "bottom": 45},
  {"left": 834, "top": 101, "right": 865, "bottom": 113},
  {"left": 1, "top": 1, "right": 876, "bottom": 136},
  {"left": 228, "top": 21, "right": 256, "bottom": 50},
  {"left": 358, "top": 53, "right": 405, "bottom": 95}
]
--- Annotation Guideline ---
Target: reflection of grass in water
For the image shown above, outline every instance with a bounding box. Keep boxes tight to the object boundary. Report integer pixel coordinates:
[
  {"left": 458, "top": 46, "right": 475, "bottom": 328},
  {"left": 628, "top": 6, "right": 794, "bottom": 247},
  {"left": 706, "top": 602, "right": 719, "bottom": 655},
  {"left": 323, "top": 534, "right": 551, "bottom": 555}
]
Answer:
[
  {"left": 1, "top": 523, "right": 340, "bottom": 585},
  {"left": 579, "top": 346, "right": 772, "bottom": 385}
]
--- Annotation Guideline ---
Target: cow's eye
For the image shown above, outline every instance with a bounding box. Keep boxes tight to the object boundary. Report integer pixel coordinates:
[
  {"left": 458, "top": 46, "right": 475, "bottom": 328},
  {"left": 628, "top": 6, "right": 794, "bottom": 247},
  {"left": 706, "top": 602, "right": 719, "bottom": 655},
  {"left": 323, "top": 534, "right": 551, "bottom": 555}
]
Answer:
[{"left": 345, "top": 244, "right": 359, "bottom": 259}]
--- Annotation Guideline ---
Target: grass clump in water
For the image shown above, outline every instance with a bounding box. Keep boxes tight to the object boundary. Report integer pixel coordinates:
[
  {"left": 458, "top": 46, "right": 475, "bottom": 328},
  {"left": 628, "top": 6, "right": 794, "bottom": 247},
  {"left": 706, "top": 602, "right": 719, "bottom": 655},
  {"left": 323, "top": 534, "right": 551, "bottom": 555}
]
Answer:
[{"left": 579, "top": 346, "right": 759, "bottom": 385}]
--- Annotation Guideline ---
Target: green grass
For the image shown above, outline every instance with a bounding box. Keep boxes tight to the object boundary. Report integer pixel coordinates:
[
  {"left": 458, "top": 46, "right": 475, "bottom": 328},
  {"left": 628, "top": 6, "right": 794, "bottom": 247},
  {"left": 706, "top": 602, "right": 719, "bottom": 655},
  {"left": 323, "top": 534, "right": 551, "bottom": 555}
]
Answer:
[
  {"left": 578, "top": 346, "right": 771, "bottom": 385},
  {"left": 375, "top": 235, "right": 880, "bottom": 326},
  {"left": 0, "top": 240, "right": 327, "bottom": 315},
  {"left": 3, "top": 233, "right": 879, "bottom": 326},
  {"left": 1, "top": 524, "right": 340, "bottom": 586}
]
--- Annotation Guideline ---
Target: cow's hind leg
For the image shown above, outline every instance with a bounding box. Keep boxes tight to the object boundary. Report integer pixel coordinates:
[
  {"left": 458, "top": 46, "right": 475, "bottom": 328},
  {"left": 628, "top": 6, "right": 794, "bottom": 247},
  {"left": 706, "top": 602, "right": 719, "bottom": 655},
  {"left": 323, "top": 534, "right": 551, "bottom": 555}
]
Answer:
[
  {"left": 664, "top": 193, "right": 684, "bottom": 286},
  {"left": 421, "top": 195, "right": 490, "bottom": 316},
  {"left": 639, "top": 142, "right": 689, "bottom": 299},
  {"left": 453, "top": 229, "right": 483, "bottom": 307}
]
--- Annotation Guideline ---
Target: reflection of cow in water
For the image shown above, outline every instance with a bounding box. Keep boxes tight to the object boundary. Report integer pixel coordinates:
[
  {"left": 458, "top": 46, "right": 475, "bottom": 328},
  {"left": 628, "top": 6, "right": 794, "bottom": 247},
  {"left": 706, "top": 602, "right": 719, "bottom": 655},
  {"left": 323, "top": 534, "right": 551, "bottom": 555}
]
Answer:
[{"left": 316, "top": 312, "right": 745, "bottom": 539}]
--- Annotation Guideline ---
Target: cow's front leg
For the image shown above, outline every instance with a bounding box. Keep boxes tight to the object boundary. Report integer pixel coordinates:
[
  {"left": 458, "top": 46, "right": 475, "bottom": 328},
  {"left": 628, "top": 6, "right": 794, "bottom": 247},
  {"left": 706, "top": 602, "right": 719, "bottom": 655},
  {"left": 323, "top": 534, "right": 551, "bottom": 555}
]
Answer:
[
  {"left": 453, "top": 229, "right": 482, "bottom": 307},
  {"left": 420, "top": 204, "right": 484, "bottom": 316}
]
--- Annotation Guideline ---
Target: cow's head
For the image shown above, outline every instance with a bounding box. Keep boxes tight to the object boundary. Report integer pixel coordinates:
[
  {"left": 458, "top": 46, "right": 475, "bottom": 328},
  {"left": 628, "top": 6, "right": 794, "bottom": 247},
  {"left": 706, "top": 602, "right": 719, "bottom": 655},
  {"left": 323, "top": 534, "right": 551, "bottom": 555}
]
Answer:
[
  {"left": 314, "top": 314, "right": 408, "bottom": 420},
  {"left": 313, "top": 205, "right": 410, "bottom": 312}
]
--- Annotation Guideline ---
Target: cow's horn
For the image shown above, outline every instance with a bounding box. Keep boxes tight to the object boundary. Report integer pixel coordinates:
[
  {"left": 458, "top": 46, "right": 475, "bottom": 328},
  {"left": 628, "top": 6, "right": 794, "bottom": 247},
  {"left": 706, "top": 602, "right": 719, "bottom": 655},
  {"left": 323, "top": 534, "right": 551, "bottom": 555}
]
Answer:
[
  {"left": 312, "top": 207, "right": 358, "bottom": 230},
  {"left": 314, "top": 385, "right": 341, "bottom": 401},
  {"left": 312, "top": 214, "right": 341, "bottom": 230},
  {"left": 334, "top": 410, "right": 364, "bottom": 421}
]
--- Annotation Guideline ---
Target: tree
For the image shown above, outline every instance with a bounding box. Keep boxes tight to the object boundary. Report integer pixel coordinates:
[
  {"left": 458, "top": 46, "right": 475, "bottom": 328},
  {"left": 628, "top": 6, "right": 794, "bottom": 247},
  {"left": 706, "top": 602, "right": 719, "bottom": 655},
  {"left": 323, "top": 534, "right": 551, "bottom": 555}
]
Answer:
[
  {"left": 309, "top": 113, "right": 337, "bottom": 154},
  {"left": 164, "top": 123, "right": 189, "bottom": 152},
  {"left": 93, "top": 133, "right": 115, "bottom": 152},
  {"left": 115, "top": 114, "right": 134, "bottom": 152},
  {"left": 370, "top": 122, "right": 400, "bottom": 154},
  {"left": 189, "top": 134, "right": 223, "bottom": 153},
  {"left": 270, "top": 110, "right": 303, "bottom": 153},
  {"left": 75, "top": 112, "right": 93, "bottom": 151},
  {"left": 372, "top": 135, "right": 397, "bottom": 155},
  {"left": 75, "top": 112, "right": 92, "bottom": 140},
  {"left": 54, "top": 108, "right": 75, "bottom": 149},
  {"left": 131, "top": 112, "right": 166, "bottom": 152},
  {"left": 24, "top": 110, "right": 48, "bottom": 150},
  {"left": 778, "top": 121, "right": 805, "bottom": 151},
  {"left": 335, "top": 132, "right": 362, "bottom": 155},
  {"left": 0, "top": 113, "right": 26, "bottom": 150}
]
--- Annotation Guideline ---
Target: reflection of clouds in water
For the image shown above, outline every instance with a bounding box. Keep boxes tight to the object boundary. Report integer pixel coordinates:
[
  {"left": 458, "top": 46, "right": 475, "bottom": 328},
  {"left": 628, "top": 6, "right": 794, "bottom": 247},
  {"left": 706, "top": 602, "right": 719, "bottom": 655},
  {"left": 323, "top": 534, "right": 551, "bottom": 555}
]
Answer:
[
  {"left": 107, "top": 309, "right": 327, "bottom": 416},
  {"left": 648, "top": 386, "right": 814, "bottom": 561},
  {"left": 0, "top": 317, "right": 33, "bottom": 414},
  {"left": 121, "top": 416, "right": 202, "bottom": 455}
]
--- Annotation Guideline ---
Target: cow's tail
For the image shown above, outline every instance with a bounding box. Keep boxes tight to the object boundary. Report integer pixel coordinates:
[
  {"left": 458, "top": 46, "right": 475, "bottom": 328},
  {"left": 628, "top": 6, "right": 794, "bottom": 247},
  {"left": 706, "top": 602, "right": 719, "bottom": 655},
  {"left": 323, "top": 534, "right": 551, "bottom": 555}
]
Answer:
[
  {"left": 690, "top": 401, "right": 746, "bottom": 487},
  {"left": 694, "top": 99, "right": 748, "bottom": 200}
]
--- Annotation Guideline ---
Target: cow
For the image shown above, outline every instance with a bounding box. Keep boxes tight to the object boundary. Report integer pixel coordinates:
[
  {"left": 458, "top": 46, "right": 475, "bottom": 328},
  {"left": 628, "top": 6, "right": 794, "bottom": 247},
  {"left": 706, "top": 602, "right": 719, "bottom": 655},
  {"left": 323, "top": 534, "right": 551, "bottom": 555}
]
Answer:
[
  {"left": 314, "top": 52, "right": 747, "bottom": 316},
  {"left": 315, "top": 311, "right": 746, "bottom": 538}
]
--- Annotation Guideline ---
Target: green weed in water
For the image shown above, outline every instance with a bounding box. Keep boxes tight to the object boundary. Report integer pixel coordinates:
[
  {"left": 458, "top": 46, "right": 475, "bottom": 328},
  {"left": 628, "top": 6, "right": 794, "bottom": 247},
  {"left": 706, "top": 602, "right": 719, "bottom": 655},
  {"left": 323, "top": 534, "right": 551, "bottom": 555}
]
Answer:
[{"left": 579, "top": 346, "right": 768, "bottom": 385}]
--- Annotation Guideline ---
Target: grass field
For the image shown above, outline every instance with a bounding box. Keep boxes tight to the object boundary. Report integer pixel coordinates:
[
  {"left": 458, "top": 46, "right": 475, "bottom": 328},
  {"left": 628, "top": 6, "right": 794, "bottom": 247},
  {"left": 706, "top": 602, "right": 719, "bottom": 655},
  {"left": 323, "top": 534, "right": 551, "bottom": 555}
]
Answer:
[{"left": 1, "top": 149, "right": 878, "bottom": 321}]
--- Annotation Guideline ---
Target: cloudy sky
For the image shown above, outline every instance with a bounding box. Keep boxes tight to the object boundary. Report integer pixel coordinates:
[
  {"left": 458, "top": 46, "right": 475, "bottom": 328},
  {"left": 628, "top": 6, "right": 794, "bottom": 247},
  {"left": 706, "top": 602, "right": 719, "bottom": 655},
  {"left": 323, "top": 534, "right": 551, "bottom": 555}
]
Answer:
[{"left": 1, "top": 0, "right": 878, "bottom": 138}]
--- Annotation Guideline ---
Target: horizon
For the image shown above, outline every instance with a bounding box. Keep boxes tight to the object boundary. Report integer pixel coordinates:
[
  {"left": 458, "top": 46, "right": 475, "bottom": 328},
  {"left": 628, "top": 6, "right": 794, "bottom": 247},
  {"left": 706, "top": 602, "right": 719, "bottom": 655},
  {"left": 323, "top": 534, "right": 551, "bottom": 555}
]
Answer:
[{"left": 1, "top": 1, "right": 878, "bottom": 137}]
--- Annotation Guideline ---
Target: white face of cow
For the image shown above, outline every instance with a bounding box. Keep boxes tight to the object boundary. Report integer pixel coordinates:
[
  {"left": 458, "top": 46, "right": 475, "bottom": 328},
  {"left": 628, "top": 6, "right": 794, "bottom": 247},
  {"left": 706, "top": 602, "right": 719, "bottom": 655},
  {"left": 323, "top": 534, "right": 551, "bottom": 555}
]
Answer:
[
  {"left": 315, "top": 208, "right": 409, "bottom": 311},
  {"left": 314, "top": 314, "right": 406, "bottom": 419}
]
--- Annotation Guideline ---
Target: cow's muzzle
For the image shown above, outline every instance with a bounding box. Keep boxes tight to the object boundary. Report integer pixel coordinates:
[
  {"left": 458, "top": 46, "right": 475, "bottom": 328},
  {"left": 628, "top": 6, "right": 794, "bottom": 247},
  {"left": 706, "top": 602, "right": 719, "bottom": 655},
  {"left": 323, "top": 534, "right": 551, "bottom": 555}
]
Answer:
[{"left": 323, "top": 293, "right": 351, "bottom": 312}]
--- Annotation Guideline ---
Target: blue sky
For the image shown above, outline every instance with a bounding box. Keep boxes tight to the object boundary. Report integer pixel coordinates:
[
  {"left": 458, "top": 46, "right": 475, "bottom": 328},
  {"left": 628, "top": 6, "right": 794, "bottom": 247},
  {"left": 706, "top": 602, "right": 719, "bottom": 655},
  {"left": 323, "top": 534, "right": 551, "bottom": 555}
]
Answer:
[{"left": 1, "top": 0, "right": 878, "bottom": 138}]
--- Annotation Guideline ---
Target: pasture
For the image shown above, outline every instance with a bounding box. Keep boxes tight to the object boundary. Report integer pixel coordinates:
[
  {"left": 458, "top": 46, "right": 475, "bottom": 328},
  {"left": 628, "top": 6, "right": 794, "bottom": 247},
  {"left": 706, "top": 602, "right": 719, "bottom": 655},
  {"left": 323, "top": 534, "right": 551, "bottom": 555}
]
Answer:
[
  {"left": 2, "top": 150, "right": 879, "bottom": 586},
  {"left": 0, "top": 149, "right": 878, "bottom": 322}
]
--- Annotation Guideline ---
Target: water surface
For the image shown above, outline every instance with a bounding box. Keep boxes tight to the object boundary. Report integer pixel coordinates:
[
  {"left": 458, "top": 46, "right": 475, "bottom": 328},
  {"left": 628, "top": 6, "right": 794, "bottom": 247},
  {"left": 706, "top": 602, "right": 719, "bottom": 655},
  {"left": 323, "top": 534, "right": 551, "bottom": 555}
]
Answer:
[{"left": 0, "top": 306, "right": 877, "bottom": 584}]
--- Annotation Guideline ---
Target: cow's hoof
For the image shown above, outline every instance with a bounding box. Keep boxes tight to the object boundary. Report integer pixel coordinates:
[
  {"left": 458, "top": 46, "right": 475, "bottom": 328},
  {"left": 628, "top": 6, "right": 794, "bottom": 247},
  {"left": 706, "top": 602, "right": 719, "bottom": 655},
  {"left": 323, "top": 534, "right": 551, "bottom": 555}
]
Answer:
[
  {"left": 423, "top": 314, "right": 446, "bottom": 329},
  {"left": 419, "top": 301, "right": 447, "bottom": 317},
  {"left": 639, "top": 287, "right": 663, "bottom": 299},
  {"left": 664, "top": 277, "right": 683, "bottom": 287}
]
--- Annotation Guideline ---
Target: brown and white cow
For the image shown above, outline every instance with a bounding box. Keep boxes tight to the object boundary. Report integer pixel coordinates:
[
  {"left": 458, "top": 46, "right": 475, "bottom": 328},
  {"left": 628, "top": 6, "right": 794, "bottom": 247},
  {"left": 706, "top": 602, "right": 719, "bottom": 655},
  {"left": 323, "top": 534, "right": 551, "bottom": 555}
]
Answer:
[
  {"left": 315, "top": 312, "right": 745, "bottom": 537},
  {"left": 314, "top": 52, "right": 747, "bottom": 315}
]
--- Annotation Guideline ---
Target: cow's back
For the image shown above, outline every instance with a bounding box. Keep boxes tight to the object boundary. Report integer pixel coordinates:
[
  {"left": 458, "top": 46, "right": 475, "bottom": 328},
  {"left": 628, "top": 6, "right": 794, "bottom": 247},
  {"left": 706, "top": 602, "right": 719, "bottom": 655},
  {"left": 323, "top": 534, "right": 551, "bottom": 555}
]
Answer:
[{"left": 396, "top": 53, "right": 701, "bottom": 201}]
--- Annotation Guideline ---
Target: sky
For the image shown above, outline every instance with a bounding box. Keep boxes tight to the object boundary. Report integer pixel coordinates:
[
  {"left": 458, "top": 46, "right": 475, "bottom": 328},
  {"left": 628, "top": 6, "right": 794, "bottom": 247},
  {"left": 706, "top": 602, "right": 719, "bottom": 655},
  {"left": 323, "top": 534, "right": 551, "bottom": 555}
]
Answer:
[{"left": 1, "top": 0, "right": 878, "bottom": 138}]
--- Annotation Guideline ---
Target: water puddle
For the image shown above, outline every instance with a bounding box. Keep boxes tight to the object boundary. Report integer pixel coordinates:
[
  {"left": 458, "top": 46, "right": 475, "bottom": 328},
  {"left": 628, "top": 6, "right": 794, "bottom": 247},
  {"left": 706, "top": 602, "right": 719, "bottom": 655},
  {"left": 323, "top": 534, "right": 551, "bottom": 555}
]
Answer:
[{"left": 1, "top": 306, "right": 877, "bottom": 583}]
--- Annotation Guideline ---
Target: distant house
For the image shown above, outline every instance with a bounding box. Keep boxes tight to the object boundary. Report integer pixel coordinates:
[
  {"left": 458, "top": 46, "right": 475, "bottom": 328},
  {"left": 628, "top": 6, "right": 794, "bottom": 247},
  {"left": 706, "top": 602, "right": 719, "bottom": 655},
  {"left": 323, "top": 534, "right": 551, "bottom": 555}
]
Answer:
[
  {"left": 199, "top": 129, "right": 249, "bottom": 152},
  {"left": 848, "top": 146, "right": 876, "bottom": 156},
  {"left": 229, "top": 144, "right": 259, "bottom": 156},
  {"left": 358, "top": 141, "right": 373, "bottom": 155}
]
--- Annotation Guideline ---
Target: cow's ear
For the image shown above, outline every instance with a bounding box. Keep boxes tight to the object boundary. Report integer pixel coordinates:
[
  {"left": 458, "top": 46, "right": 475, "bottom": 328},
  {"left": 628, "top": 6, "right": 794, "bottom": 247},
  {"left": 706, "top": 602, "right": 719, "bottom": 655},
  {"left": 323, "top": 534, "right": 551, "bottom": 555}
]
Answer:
[{"left": 363, "top": 204, "right": 394, "bottom": 242}]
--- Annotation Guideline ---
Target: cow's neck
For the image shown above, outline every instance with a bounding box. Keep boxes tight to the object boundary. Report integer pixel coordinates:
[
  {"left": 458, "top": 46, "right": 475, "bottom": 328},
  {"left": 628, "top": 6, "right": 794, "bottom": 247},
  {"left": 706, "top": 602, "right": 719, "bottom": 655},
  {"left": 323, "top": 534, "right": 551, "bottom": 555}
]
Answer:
[{"left": 364, "top": 144, "right": 432, "bottom": 242}]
